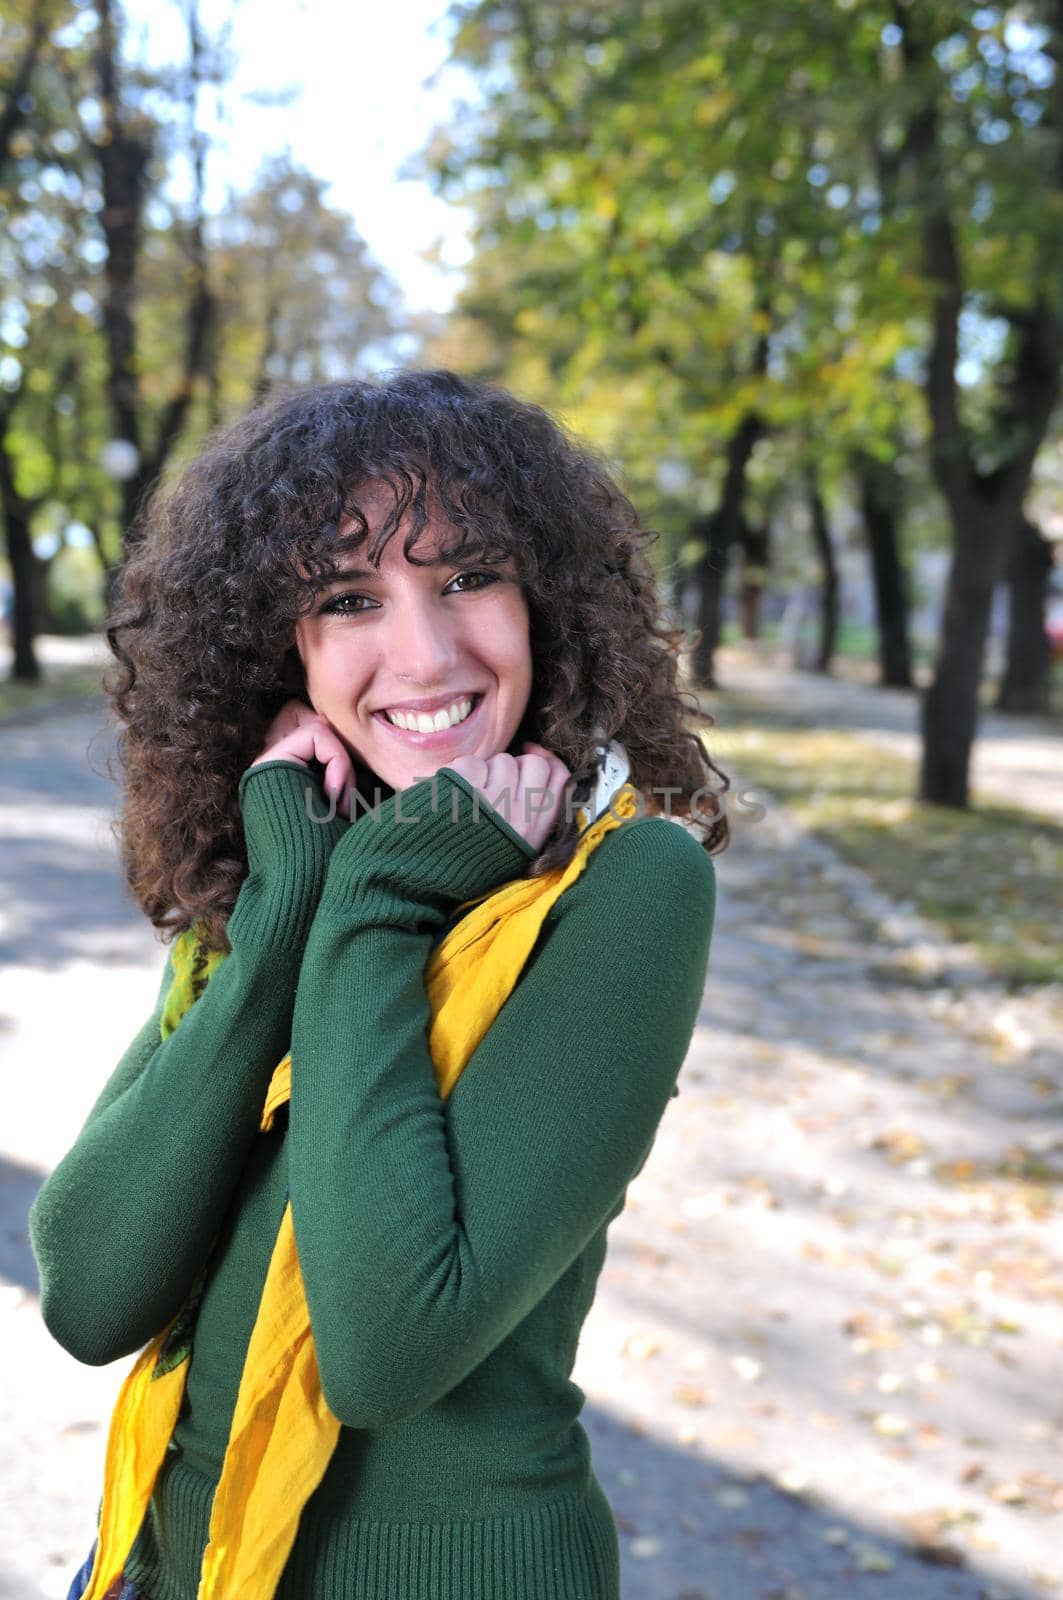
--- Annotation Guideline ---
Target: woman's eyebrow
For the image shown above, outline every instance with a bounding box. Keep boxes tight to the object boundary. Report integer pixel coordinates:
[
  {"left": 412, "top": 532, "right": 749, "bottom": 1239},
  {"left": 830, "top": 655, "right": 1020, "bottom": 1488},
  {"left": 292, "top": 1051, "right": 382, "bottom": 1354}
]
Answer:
[
  {"left": 325, "top": 566, "right": 378, "bottom": 583},
  {"left": 322, "top": 551, "right": 509, "bottom": 585}
]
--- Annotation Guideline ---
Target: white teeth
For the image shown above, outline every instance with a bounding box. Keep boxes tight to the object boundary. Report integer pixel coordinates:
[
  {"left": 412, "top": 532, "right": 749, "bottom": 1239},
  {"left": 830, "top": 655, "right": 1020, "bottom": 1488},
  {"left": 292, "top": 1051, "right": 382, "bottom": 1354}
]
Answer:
[{"left": 384, "top": 696, "right": 474, "bottom": 732}]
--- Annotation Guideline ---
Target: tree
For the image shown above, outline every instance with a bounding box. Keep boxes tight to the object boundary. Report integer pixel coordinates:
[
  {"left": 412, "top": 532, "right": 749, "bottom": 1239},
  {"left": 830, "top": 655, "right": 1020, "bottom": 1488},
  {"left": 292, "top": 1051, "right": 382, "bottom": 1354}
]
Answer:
[
  {"left": 891, "top": 4, "right": 1062, "bottom": 802},
  {"left": 854, "top": 447, "right": 915, "bottom": 688},
  {"left": 1, "top": 0, "right": 52, "bottom": 679},
  {"left": 997, "top": 515, "right": 1055, "bottom": 711},
  {"left": 83, "top": 0, "right": 218, "bottom": 550},
  {"left": 737, "top": 510, "right": 772, "bottom": 640},
  {"left": 0, "top": 0, "right": 90, "bottom": 680},
  {"left": 1, "top": 3, "right": 404, "bottom": 685},
  {"left": 430, "top": 1, "right": 929, "bottom": 684},
  {"left": 434, "top": 0, "right": 1061, "bottom": 800},
  {"left": 806, "top": 472, "right": 840, "bottom": 672},
  {"left": 209, "top": 155, "right": 401, "bottom": 406}
]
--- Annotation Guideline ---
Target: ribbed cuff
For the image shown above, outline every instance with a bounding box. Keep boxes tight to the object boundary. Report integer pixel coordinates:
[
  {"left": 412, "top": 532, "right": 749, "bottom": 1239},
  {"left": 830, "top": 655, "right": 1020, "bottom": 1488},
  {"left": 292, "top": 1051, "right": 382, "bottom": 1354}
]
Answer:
[
  {"left": 227, "top": 761, "right": 349, "bottom": 950},
  {"left": 322, "top": 768, "right": 536, "bottom": 914}
]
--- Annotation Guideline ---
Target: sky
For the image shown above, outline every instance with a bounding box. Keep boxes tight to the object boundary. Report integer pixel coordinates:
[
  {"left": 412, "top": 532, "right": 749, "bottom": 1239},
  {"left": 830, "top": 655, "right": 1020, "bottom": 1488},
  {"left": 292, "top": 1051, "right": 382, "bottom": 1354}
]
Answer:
[{"left": 123, "top": 0, "right": 477, "bottom": 317}]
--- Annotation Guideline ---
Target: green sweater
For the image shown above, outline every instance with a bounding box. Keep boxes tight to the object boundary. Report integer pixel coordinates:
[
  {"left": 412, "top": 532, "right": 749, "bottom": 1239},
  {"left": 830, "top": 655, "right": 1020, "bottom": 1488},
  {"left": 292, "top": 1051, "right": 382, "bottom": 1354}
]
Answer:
[{"left": 30, "top": 761, "right": 715, "bottom": 1600}]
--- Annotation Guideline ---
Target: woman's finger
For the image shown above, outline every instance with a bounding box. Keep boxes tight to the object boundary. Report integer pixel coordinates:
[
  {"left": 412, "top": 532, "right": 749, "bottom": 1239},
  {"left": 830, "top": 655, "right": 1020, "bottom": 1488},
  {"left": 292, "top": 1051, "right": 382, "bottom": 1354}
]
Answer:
[
  {"left": 520, "top": 744, "right": 572, "bottom": 800},
  {"left": 250, "top": 712, "right": 353, "bottom": 818},
  {"left": 513, "top": 747, "right": 572, "bottom": 849},
  {"left": 259, "top": 698, "right": 320, "bottom": 751},
  {"left": 251, "top": 700, "right": 318, "bottom": 763},
  {"left": 445, "top": 755, "right": 489, "bottom": 791},
  {"left": 309, "top": 728, "right": 354, "bottom": 817},
  {"left": 432, "top": 747, "right": 574, "bottom": 850},
  {"left": 512, "top": 752, "right": 555, "bottom": 838},
  {"left": 294, "top": 723, "right": 352, "bottom": 806}
]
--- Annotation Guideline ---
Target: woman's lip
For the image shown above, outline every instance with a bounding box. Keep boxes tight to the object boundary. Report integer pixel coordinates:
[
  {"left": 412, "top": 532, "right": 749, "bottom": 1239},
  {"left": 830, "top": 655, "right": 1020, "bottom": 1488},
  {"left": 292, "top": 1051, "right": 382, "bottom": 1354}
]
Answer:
[
  {"left": 371, "top": 693, "right": 486, "bottom": 746},
  {"left": 375, "top": 690, "right": 484, "bottom": 715}
]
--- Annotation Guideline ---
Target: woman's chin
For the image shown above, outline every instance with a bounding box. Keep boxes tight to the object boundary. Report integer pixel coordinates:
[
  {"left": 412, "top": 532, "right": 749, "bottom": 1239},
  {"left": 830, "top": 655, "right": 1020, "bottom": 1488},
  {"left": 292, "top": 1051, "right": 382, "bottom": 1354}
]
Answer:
[
  {"left": 361, "top": 739, "right": 479, "bottom": 795},
  {"left": 352, "top": 717, "right": 526, "bottom": 798},
  {"left": 347, "top": 758, "right": 392, "bottom": 804},
  {"left": 383, "top": 756, "right": 458, "bottom": 793},
  {"left": 350, "top": 755, "right": 451, "bottom": 803}
]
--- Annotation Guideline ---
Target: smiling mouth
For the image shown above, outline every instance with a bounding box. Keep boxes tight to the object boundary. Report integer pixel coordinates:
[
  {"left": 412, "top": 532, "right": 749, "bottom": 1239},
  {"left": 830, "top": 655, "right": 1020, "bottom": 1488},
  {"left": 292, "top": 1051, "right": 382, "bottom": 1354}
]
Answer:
[{"left": 372, "top": 693, "right": 485, "bottom": 741}]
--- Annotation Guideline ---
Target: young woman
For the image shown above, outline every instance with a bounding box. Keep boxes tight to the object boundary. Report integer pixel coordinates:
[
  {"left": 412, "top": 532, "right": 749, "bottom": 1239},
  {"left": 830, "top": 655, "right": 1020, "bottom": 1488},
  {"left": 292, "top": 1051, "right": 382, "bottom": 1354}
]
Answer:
[{"left": 30, "top": 369, "right": 728, "bottom": 1600}]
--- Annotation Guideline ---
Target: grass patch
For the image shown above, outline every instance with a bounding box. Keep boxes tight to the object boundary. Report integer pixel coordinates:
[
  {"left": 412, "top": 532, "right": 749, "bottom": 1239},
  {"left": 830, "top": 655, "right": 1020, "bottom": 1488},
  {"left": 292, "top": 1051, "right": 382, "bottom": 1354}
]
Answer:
[
  {"left": 0, "top": 663, "right": 106, "bottom": 720},
  {"left": 699, "top": 688, "right": 1063, "bottom": 989}
]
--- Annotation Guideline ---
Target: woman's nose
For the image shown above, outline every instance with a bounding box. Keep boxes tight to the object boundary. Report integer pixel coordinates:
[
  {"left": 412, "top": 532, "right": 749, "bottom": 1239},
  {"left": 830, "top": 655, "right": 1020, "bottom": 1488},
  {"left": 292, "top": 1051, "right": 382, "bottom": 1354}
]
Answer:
[{"left": 385, "top": 595, "right": 461, "bottom": 685}]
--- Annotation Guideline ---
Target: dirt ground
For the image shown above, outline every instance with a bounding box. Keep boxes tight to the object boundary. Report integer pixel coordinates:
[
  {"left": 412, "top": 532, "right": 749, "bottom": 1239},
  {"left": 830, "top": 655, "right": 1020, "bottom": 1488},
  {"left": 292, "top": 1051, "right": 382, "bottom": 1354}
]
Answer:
[{"left": 2, "top": 690, "right": 1060, "bottom": 1600}]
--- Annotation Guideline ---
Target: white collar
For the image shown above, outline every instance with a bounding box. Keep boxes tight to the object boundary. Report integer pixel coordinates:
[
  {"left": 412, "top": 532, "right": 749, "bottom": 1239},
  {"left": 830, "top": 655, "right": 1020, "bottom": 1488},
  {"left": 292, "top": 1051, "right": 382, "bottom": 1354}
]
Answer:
[{"left": 577, "top": 738, "right": 632, "bottom": 830}]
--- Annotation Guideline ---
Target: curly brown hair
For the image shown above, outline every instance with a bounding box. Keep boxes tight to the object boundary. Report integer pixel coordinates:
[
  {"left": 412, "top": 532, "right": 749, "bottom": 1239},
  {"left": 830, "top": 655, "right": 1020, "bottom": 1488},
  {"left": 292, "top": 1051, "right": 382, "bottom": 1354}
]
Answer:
[{"left": 104, "top": 369, "right": 730, "bottom": 953}]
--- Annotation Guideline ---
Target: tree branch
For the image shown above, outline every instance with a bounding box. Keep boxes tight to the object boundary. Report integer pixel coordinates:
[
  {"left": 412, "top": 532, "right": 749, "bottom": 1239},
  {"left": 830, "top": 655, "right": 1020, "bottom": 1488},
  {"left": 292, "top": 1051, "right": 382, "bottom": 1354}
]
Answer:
[
  {"left": 894, "top": 7, "right": 973, "bottom": 506},
  {"left": 144, "top": 0, "right": 217, "bottom": 477},
  {"left": 0, "top": 0, "right": 51, "bottom": 169}
]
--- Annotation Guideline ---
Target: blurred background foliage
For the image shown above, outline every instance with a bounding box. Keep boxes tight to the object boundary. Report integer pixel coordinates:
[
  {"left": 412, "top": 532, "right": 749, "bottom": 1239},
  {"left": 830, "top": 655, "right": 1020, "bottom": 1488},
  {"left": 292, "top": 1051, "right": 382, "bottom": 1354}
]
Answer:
[{"left": 1, "top": 0, "right": 1061, "bottom": 817}]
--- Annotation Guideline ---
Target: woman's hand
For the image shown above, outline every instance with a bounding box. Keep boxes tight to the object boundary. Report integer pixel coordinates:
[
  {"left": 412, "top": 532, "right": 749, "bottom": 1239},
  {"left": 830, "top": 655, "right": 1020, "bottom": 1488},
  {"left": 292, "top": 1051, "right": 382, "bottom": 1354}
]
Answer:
[
  {"left": 250, "top": 710, "right": 571, "bottom": 847},
  {"left": 251, "top": 699, "right": 354, "bottom": 819},
  {"left": 446, "top": 743, "right": 572, "bottom": 854}
]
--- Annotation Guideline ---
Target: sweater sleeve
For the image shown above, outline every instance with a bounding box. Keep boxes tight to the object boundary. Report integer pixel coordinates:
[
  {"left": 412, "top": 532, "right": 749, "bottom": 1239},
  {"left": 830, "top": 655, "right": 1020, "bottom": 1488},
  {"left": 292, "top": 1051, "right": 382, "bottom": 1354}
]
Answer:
[
  {"left": 288, "top": 768, "right": 715, "bottom": 1429},
  {"left": 28, "top": 761, "right": 348, "bottom": 1367}
]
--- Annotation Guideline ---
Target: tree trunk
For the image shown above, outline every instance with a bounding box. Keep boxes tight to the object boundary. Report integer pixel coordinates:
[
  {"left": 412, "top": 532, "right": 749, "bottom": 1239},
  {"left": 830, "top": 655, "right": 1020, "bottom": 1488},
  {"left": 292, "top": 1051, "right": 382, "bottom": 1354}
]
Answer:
[
  {"left": 807, "top": 480, "right": 839, "bottom": 673},
  {"left": 689, "top": 413, "right": 763, "bottom": 687},
  {"left": 0, "top": 470, "right": 44, "bottom": 682},
  {"left": 918, "top": 510, "right": 1002, "bottom": 807},
  {"left": 0, "top": 2, "right": 52, "bottom": 683},
  {"left": 93, "top": 0, "right": 151, "bottom": 541},
  {"left": 688, "top": 513, "right": 728, "bottom": 687},
  {"left": 996, "top": 516, "right": 1054, "bottom": 714},
  {"left": 854, "top": 451, "right": 913, "bottom": 688},
  {"left": 253, "top": 293, "right": 281, "bottom": 401},
  {"left": 738, "top": 517, "right": 770, "bottom": 639}
]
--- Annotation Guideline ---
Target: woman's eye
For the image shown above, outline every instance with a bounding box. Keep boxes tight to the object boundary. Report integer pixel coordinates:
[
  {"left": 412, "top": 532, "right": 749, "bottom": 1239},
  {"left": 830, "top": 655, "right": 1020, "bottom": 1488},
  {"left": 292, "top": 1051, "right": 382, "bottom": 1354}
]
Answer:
[
  {"left": 319, "top": 592, "right": 374, "bottom": 615},
  {"left": 447, "top": 569, "right": 500, "bottom": 593},
  {"left": 318, "top": 570, "right": 499, "bottom": 615}
]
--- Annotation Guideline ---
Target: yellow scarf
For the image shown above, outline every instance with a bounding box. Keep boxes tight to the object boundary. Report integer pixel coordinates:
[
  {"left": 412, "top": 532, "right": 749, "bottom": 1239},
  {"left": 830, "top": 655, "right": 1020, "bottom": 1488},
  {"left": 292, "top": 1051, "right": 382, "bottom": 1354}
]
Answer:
[{"left": 81, "top": 783, "right": 639, "bottom": 1599}]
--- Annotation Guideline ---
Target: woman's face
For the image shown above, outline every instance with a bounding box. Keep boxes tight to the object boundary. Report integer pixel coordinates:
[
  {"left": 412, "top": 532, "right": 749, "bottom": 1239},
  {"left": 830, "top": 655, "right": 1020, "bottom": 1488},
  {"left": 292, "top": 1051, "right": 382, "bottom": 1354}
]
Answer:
[{"left": 294, "top": 484, "right": 534, "bottom": 795}]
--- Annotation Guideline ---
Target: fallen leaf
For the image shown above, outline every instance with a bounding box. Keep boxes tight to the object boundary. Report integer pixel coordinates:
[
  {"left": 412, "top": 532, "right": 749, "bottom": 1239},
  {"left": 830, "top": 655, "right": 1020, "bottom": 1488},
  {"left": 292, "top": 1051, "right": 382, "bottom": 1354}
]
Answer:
[
  {"left": 731, "top": 1354, "right": 763, "bottom": 1382},
  {"left": 871, "top": 1130, "right": 927, "bottom": 1164},
  {"left": 938, "top": 1159, "right": 977, "bottom": 1183},
  {"left": 873, "top": 1412, "right": 911, "bottom": 1436},
  {"left": 852, "top": 1541, "right": 895, "bottom": 1573},
  {"left": 673, "top": 1384, "right": 709, "bottom": 1407},
  {"left": 904, "top": 1511, "right": 967, "bottom": 1567}
]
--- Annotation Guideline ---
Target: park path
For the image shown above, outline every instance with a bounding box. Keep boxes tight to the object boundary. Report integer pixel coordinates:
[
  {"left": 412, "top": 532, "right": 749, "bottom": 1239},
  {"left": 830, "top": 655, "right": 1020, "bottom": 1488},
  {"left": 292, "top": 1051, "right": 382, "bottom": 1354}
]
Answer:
[
  {"left": 0, "top": 698, "right": 1060, "bottom": 1600},
  {"left": 711, "top": 643, "right": 1063, "bottom": 824}
]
